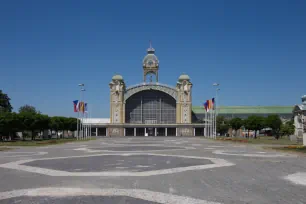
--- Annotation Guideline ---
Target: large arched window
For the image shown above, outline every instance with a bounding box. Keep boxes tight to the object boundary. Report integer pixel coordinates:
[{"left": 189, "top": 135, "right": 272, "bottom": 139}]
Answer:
[{"left": 125, "top": 90, "right": 176, "bottom": 124}]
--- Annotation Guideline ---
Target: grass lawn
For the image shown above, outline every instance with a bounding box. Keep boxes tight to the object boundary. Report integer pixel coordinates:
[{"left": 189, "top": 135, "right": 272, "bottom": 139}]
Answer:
[
  {"left": 216, "top": 136, "right": 299, "bottom": 145},
  {"left": 269, "top": 146, "right": 306, "bottom": 154},
  {"left": 0, "top": 138, "right": 95, "bottom": 146},
  {"left": 0, "top": 147, "right": 13, "bottom": 151}
]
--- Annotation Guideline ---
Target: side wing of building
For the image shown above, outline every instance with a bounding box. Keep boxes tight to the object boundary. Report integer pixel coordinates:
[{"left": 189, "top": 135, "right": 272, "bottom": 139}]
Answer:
[{"left": 192, "top": 106, "right": 293, "bottom": 122}]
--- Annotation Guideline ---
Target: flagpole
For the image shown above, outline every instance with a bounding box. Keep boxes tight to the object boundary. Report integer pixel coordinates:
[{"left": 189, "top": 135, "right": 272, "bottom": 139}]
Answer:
[
  {"left": 90, "top": 104, "right": 92, "bottom": 139},
  {"left": 206, "top": 110, "right": 208, "bottom": 138},
  {"left": 215, "top": 88, "right": 220, "bottom": 139},
  {"left": 212, "top": 110, "right": 214, "bottom": 139},
  {"left": 205, "top": 110, "right": 207, "bottom": 137},
  {"left": 81, "top": 87, "right": 86, "bottom": 140},
  {"left": 77, "top": 84, "right": 84, "bottom": 140},
  {"left": 208, "top": 110, "right": 210, "bottom": 138},
  {"left": 214, "top": 107, "right": 216, "bottom": 139},
  {"left": 213, "top": 108, "right": 215, "bottom": 139},
  {"left": 210, "top": 111, "right": 212, "bottom": 138},
  {"left": 77, "top": 111, "right": 79, "bottom": 140},
  {"left": 210, "top": 111, "right": 213, "bottom": 138}
]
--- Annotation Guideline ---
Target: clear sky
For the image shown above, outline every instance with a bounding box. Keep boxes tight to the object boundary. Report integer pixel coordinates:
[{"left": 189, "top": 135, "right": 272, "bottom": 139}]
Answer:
[{"left": 1, "top": 0, "right": 306, "bottom": 117}]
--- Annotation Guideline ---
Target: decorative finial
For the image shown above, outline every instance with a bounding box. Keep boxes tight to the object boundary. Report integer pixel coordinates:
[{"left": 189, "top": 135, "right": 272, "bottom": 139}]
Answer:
[{"left": 147, "top": 40, "right": 155, "bottom": 53}]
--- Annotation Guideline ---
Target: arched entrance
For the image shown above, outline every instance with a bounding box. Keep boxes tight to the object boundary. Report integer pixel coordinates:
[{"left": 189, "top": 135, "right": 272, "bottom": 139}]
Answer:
[{"left": 125, "top": 90, "right": 176, "bottom": 124}]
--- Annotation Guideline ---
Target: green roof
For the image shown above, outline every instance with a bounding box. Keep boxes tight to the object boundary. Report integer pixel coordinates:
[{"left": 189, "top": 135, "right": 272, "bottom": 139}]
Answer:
[{"left": 192, "top": 106, "right": 293, "bottom": 114}]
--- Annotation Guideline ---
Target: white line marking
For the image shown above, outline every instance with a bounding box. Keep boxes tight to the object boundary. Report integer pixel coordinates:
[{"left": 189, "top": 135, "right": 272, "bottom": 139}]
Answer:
[
  {"left": 73, "top": 145, "right": 195, "bottom": 153},
  {"left": 284, "top": 172, "right": 306, "bottom": 186},
  {"left": 0, "top": 187, "right": 222, "bottom": 204},
  {"left": 213, "top": 150, "right": 296, "bottom": 158},
  {"left": 0, "top": 153, "right": 235, "bottom": 177},
  {"left": 0, "top": 152, "right": 47, "bottom": 158}
]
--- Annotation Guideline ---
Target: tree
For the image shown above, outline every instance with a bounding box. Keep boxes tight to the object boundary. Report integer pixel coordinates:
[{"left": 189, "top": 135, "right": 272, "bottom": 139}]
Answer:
[
  {"left": 35, "top": 114, "right": 50, "bottom": 139},
  {"left": 229, "top": 118, "right": 244, "bottom": 137},
  {"left": 0, "top": 90, "right": 13, "bottom": 113},
  {"left": 280, "top": 120, "right": 295, "bottom": 137},
  {"left": 18, "top": 112, "right": 36, "bottom": 140},
  {"left": 49, "top": 117, "right": 64, "bottom": 139},
  {"left": 68, "top": 117, "right": 77, "bottom": 132},
  {"left": 19, "top": 105, "right": 39, "bottom": 114},
  {"left": 244, "top": 115, "right": 265, "bottom": 139},
  {"left": 265, "top": 115, "right": 282, "bottom": 139},
  {"left": 0, "top": 112, "right": 19, "bottom": 140},
  {"left": 216, "top": 116, "right": 230, "bottom": 136}
]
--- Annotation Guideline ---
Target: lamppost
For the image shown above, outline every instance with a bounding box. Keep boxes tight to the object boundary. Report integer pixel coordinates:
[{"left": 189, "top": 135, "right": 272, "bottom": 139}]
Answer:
[
  {"left": 77, "top": 84, "right": 84, "bottom": 140},
  {"left": 213, "top": 83, "right": 220, "bottom": 139},
  {"left": 81, "top": 88, "right": 86, "bottom": 139},
  {"left": 78, "top": 84, "right": 85, "bottom": 140}
]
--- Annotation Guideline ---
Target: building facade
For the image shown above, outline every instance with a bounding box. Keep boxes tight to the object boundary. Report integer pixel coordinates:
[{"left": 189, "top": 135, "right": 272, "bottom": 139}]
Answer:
[
  {"left": 192, "top": 106, "right": 293, "bottom": 122},
  {"left": 90, "top": 45, "right": 205, "bottom": 137},
  {"left": 293, "top": 95, "right": 306, "bottom": 144},
  {"left": 82, "top": 45, "right": 294, "bottom": 137}
]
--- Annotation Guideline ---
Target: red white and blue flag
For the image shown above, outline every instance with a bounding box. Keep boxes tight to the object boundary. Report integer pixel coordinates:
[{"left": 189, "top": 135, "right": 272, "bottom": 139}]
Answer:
[
  {"left": 203, "top": 101, "right": 208, "bottom": 112},
  {"left": 73, "top": 100, "right": 79, "bottom": 112},
  {"left": 84, "top": 103, "right": 88, "bottom": 113}
]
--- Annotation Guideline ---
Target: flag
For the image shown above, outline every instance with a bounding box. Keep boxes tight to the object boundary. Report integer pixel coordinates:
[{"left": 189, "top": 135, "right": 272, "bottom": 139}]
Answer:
[
  {"left": 211, "top": 98, "right": 215, "bottom": 110},
  {"left": 206, "top": 100, "right": 210, "bottom": 112},
  {"left": 79, "top": 102, "right": 85, "bottom": 113},
  {"left": 73, "top": 100, "right": 79, "bottom": 112},
  {"left": 84, "top": 103, "right": 88, "bottom": 113},
  {"left": 203, "top": 101, "right": 208, "bottom": 112}
]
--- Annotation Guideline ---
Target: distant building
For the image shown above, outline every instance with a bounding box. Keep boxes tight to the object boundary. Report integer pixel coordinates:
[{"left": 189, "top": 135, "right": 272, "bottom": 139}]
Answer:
[
  {"left": 293, "top": 95, "right": 306, "bottom": 143},
  {"left": 81, "top": 44, "right": 294, "bottom": 137},
  {"left": 192, "top": 106, "right": 293, "bottom": 122}
]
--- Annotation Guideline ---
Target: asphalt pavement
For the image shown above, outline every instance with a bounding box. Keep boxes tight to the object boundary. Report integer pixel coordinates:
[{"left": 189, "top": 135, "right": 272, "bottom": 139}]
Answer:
[{"left": 0, "top": 137, "right": 305, "bottom": 204}]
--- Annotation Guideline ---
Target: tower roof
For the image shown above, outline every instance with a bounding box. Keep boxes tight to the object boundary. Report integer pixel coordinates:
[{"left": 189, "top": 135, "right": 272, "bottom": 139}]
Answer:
[
  {"left": 178, "top": 74, "right": 190, "bottom": 81},
  {"left": 143, "top": 42, "right": 159, "bottom": 66},
  {"left": 112, "top": 74, "right": 123, "bottom": 81},
  {"left": 146, "top": 40, "right": 155, "bottom": 54}
]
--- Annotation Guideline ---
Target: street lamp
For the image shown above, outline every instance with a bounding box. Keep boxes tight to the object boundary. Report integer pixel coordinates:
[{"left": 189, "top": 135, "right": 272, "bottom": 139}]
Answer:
[
  {"left": 213, "top": 83, "right": 220, "bottom": 139},
  {"left": 80, "top": 88, "right": 86, "bottom": 139},
  {"left": 77, "top": 84, "right": 85, "bottom": 140}
]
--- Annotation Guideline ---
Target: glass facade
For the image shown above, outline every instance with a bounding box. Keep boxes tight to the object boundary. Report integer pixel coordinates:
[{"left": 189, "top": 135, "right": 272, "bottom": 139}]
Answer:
[{"left": 125, "top": 90, "right": 176, "bottom": 124}]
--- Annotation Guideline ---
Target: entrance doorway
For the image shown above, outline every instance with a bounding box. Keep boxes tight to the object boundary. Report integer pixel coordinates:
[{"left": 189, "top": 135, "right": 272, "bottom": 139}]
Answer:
[
  {"left": 195, "top": 128, "right": 205, "bottom": 136},
  {"left": 125, "top": 128, "right": 134, "bottom": 136},
  {"left": 146, "top": 127, "right": 155, "bottom": 136},
  {"left": 97, "top": 128, "right": 106, "bottom": 136},
  {"left": 136, "top": 128, "right": 145, "bottom": 136},
  {"left": 167, "top": 128, "right": 176, "bottom": 136},
  {"left": 156, "top": 128, "right": 165, "bottom": 136}
]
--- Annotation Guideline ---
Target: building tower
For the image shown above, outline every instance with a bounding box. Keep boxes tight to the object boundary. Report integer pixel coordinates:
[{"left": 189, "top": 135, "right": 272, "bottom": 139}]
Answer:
[
  {"left": 143, "top": 42, "right": 159, "bottom": 82},
  {"left": 176, "top": 74, "right": 193, "bottom": 124},
  {"left": 109, "top": 74, "right": 125, "bottom": 124}
]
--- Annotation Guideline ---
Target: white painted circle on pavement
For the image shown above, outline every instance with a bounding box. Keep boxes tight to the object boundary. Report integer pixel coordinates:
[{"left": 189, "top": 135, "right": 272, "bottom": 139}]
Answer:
[
  {"left": 0, "top": 187, "right": 222, "bottom": 204},
  {"left": 284, "top": 172, "right": 306, "bottom": 186}
]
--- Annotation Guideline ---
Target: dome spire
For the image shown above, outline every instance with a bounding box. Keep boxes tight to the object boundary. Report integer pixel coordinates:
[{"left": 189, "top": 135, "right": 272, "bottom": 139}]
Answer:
[{"left": 147, "top": 40, "right": 155, "bottom": 54}]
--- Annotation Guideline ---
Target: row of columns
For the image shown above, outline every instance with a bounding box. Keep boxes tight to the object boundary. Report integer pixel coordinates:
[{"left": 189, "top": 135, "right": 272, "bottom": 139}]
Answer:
[{"left": 90, "top": 127, "right": 210, "bottom": 137}]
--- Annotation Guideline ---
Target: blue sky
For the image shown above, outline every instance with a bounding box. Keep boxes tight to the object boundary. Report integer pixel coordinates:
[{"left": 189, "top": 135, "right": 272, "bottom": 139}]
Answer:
[{"left": 1, "top": 0, "right": 306, "bottom": 117}]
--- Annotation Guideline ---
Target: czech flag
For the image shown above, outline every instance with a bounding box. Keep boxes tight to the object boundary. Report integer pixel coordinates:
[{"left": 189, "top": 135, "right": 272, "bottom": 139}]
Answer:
[
  {"left": 205, "top": 100, "right": 211, "bottom": 112},
  {"left": 73, "top": 100, "right": 79, "bottom": 112}
]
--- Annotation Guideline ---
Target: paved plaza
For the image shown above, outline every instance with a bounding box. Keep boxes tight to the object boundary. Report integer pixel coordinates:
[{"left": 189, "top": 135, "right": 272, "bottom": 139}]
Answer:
[{"left": 0, "top": 137, "right": 306, "bottom": 204}]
